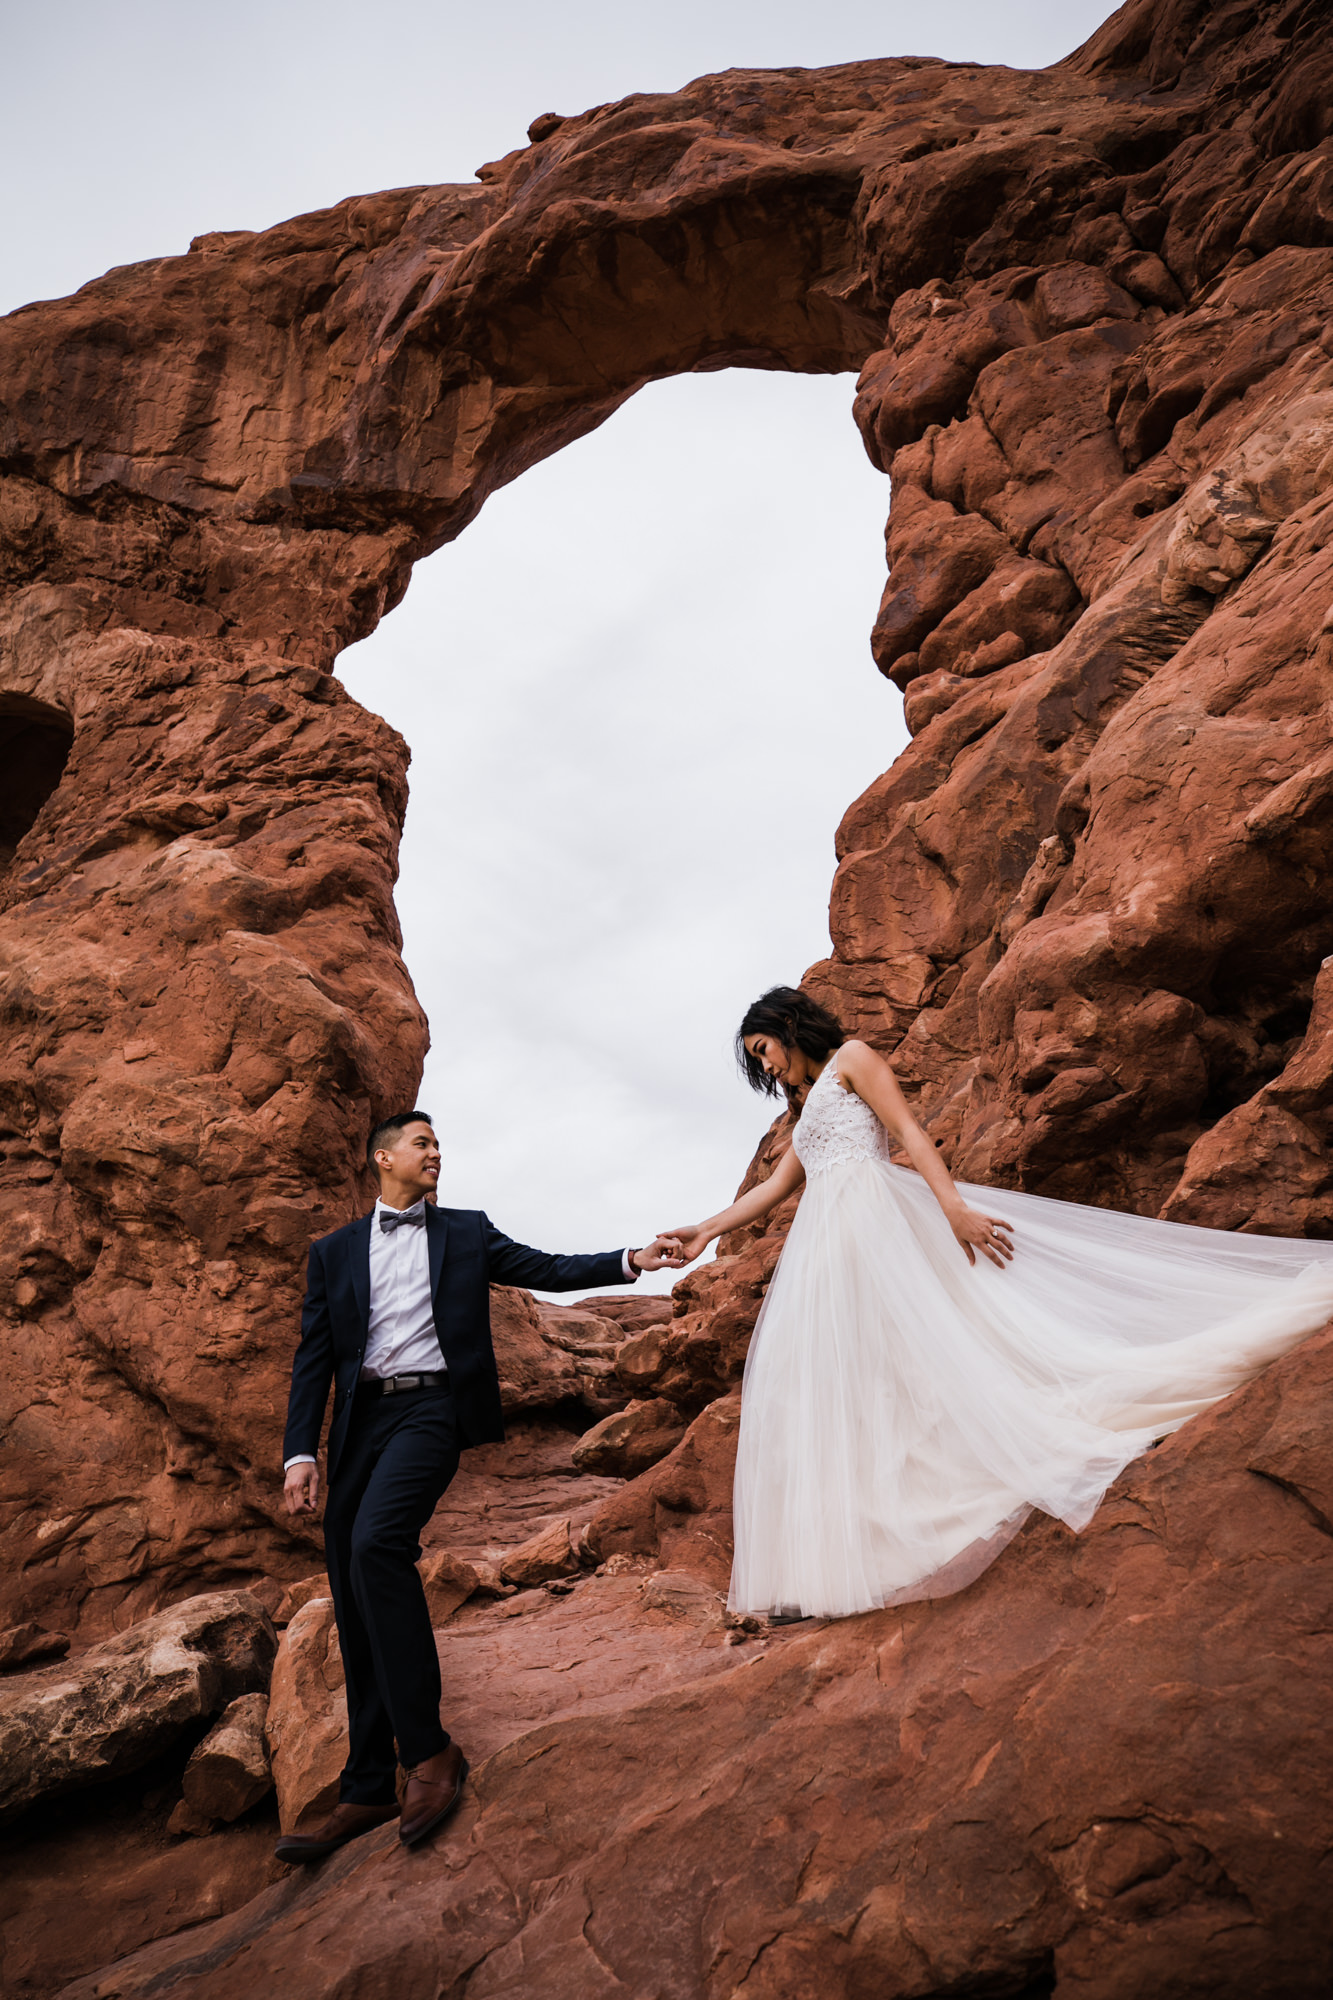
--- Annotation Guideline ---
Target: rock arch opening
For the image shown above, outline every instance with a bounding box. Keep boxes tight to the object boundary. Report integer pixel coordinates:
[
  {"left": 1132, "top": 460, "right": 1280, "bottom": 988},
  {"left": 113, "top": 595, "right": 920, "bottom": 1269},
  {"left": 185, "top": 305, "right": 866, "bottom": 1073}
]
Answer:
[
  {"left": 335, "top": 367, "right": 901, "bottom": 1264},
  {"left": 0, "top": 694, "right": 72, "bottom": 875}
]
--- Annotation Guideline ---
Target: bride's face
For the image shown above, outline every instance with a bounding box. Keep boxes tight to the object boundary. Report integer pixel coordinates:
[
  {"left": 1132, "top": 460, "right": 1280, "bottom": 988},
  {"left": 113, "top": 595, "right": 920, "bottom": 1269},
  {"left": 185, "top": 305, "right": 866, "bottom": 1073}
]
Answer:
[{"left": 746, "top": 1033, "right": 802, "bottom": 1087}]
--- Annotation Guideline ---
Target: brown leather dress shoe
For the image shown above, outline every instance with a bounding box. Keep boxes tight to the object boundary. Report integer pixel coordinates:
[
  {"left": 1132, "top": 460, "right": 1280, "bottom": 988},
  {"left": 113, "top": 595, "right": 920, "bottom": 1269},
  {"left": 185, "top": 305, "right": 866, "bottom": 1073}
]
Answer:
[
  {"left": 399, "top": 1742, "right": 470, "bottom": 1847},
  {"left": 274, "top": 1799, "right": 399, "bottom": 1863}
]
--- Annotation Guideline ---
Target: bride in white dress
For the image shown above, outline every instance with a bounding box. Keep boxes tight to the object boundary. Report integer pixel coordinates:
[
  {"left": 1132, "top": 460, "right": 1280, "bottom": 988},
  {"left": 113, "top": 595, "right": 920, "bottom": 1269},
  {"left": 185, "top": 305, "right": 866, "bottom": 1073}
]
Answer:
[{"left": 665, "top": 986, "right": 1333, "bottom": 1620}]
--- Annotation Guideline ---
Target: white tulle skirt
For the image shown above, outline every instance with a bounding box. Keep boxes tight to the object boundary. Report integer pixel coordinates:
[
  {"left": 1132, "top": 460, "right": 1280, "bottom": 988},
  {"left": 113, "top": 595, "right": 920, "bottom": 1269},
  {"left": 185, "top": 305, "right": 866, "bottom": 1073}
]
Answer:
[{"left": 728, "top": 1159, "right": 1333, "bottom": 1619}]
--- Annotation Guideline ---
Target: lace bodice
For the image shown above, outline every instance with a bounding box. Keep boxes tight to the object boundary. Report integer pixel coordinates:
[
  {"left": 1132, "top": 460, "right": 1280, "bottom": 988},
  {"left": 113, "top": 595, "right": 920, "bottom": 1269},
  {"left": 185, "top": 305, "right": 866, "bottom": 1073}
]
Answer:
[{"left": 792, "top": 1052, "right": 891, "bottom": 1176}]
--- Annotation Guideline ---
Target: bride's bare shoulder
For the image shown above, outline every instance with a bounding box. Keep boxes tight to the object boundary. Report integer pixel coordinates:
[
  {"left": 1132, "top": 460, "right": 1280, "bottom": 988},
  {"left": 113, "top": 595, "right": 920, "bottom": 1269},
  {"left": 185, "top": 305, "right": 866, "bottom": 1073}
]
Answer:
[
  {"left": 835, "top": 1037, "right": 883, "bottom": 1076},
  {"left": 837, "top": 1039, "right": 899, "bottom": 1084}
]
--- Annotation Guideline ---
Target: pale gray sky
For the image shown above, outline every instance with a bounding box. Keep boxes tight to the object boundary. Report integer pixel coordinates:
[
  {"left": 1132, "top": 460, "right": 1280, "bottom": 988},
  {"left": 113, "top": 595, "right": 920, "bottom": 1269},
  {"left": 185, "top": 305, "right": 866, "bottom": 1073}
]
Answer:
[{"left": 6, "top": 1, "right": 1117, "bottom": 1289}]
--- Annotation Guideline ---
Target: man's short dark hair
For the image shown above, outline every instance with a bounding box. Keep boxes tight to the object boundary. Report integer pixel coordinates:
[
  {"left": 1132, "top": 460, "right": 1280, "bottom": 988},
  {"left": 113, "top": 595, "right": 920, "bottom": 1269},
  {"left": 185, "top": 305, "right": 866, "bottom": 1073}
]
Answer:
[{"left": 367, "top": 1109, "right": 435, "bottom": 1167}]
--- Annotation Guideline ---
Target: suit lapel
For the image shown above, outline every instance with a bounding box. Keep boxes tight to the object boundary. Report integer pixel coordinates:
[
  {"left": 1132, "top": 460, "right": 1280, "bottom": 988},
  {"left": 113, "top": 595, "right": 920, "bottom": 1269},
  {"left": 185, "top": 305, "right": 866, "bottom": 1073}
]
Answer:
[
  {"left": 347, "top": 1214, "right": 372, "bottom": 1336},
  {"left": 426, "top": 1203, "right": 449, "bottom": 1303}
]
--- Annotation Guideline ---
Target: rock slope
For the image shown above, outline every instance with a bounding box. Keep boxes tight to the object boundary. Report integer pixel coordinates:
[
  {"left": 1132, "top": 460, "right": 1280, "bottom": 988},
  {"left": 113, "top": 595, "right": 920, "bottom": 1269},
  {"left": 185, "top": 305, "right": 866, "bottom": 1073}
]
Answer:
[{"left": 52, "top": 1330, "right": 1333, "bottom": 2000}]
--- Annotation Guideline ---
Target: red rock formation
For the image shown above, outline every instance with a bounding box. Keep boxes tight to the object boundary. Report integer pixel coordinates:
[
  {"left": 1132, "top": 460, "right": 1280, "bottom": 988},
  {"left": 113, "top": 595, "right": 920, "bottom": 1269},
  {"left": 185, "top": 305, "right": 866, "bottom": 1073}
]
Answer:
[
  {"left": 4, "top": 0, "right": 1329, "bottom": 1640},
  {"left": 4, "top": 0, "right": 1333, "bottom": 1987},
  {"left": 0, "top": 1590, "right": 275, "bottom": 1821},
  {"left": 178, "top": 1692, "right": 271, "bottom": 1826}
]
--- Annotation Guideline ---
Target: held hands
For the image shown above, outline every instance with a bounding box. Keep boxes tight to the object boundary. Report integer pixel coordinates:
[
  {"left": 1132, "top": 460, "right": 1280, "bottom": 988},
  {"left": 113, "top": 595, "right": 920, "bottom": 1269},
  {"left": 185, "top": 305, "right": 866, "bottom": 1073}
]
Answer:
[
  {"left": 659, "top": 1226, "right": 712, "bottom": 1264},
  {"left": 632, "top": 1235, "right": 688, "bottom": 1271},
  {"left": 283, "top": 1463, "right": 320, "bottom": 1516},
  {"left": 950, "top": 1205, "right": 1015, "bottom": 1269}
]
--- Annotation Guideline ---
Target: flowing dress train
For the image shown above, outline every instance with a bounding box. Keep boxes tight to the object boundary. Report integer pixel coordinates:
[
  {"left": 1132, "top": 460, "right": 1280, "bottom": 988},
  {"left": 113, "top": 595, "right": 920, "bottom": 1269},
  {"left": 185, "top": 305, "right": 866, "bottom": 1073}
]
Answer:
[{"left": 728, "top": 1051, "right": 1333, "bottom": 1619}]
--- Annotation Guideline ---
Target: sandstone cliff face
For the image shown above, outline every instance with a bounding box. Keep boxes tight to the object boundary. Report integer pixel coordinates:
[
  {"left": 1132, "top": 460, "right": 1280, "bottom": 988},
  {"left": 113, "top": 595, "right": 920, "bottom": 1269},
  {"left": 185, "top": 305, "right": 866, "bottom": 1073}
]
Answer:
[{"left": 3, "top": 0, "right": 1333, "bottom": 1989}]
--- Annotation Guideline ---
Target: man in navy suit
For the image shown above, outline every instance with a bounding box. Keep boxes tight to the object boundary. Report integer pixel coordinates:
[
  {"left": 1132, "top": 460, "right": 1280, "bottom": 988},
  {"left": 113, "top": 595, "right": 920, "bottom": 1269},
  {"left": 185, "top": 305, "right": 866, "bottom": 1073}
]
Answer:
[{"left": 275, "top": 1109, "right": 682, "bottom": 1861}]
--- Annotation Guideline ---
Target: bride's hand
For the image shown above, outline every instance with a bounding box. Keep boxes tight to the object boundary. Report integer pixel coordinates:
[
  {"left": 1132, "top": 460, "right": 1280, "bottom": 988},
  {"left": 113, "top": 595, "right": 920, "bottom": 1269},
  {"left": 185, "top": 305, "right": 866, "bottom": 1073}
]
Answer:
[
  {"left": 951, "top": 1206, "right": 1014, "bottom": 1268},
  {"left": 634, "top": 1236, "right": 687, "bottom": 1271},
  {"left": 661, "top": 1226, "right": 711, "bottom": 1263}
]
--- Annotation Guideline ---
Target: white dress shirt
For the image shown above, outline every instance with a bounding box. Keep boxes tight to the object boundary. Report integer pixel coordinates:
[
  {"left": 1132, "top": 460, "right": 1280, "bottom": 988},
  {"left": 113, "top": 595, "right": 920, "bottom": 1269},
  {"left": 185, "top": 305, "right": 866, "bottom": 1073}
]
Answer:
[
  {"left": 284, "top": 1202, "right": 640, "bottom": 1469},
  {"left": 364, "top": 1196, "right": 444, "bottom": 1379}
]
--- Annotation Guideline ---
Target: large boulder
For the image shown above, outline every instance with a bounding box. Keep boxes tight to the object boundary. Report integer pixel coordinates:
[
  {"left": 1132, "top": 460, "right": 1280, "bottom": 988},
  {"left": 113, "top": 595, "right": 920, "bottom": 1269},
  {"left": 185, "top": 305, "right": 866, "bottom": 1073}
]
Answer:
[
  {"left": 0, "top": 1622, "right": 69, "bottom": 1670},
  {"left": 571, "top": 1398, "right": 689, "bottom": 1478},
  {"left": 0, "top": 1592, "right": 275, "bottom": 1823},
  {"left": 493, "top": 1290, "right": 646, "bottom": 1418},
  {"left": 420, "top": 1549, "right": 484, "bottom": 1621},
  {"left": 180, "top": 1692, "right": 272, "bottom": 1824},
  {"left": 498, "top": 1518, "right": 579, "bottom": 1589},
  {"left": 263, "top": 1595, "right": 347, "bottom": 1833}
]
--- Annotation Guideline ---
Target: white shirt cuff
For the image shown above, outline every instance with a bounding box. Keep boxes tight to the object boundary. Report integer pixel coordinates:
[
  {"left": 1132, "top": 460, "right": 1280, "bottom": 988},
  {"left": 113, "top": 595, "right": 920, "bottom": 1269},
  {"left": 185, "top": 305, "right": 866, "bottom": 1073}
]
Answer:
[
  {"left": 284, "top": 1454, "right": 317, "bottom": 1470},
  {"left": 622, "top": 1248, "right": 639, "bottom": 1280}
]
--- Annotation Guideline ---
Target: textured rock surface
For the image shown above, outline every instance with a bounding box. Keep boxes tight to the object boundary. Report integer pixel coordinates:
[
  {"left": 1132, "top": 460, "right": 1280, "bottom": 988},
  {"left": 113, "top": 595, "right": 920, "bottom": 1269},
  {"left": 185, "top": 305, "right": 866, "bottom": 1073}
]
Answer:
[
  {"left": 419, "top": 1547, "right": 485, "bottom": 1621},
  {"left": 492, "top": 1289, "right": 664, "bottom": 1417},
  {"left": 571, "top": 1395, "right": 689, "bottom": 1477},
  {"left": 55, "top": 1332, "right": 1333, "bottom": 2000},
  {"left": 584, "top": 1389, "right": 745, "bottom": 1589},
  {"left": 0, "top": 1591, "right": 275, "bottom": 1822},
  {"left": 0, "top": 1773, "right": 279, "bottom": 2000},
  {"left": 0, "top": 1622, "right": 69, "bottom": 1670},
  {"left": 263, "top": 1594, "right": 345, "bottom": 1832},
  {"left": 497, "top": 1515, "right": 579, "bottom": 1587},
  {"left": 3, "top": 0, "right": 1333, "bottom": 1991},
  {"left": 423, "top": 1414, "right": 630, "bottom": 1571},
  {"left": 180, "top": 1691, "right": 271, "bottom": 1824},
  {"left": 489, "top": 1285, "right": 582, "bottom": 1412}
]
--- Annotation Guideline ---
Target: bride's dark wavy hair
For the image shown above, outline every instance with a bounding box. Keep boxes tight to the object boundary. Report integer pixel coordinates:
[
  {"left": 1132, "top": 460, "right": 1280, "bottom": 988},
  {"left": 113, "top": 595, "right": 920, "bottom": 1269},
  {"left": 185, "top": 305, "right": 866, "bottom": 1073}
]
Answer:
[{"left": 736, "top": 985, "right": 847, "bottom": 1099}]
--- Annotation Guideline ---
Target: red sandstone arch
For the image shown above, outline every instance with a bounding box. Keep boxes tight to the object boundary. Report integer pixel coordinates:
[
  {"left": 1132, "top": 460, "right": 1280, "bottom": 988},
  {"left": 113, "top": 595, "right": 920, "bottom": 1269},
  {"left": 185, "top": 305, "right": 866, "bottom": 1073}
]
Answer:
[
  {"left": 5, "top": 4, "right": 1333, "bottom": 1995},
  {"left": 1, "top": 0, "right": 1332, "bottom": 1653}
]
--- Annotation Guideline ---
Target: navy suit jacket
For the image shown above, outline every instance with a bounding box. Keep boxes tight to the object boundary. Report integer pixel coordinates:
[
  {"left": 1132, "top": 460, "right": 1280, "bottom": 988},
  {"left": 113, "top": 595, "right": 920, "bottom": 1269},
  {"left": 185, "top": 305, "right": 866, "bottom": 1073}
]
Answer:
[{"left": 283, "top": 1205, "right": 631, "bottom": 1476}]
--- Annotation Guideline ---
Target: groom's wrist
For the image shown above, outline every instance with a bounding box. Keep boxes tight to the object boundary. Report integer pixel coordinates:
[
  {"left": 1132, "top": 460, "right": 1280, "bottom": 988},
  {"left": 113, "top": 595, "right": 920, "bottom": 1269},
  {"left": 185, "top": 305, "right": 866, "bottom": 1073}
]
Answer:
[{"left": 625, "top": 1247, "right": 642, "bottom": 1278}]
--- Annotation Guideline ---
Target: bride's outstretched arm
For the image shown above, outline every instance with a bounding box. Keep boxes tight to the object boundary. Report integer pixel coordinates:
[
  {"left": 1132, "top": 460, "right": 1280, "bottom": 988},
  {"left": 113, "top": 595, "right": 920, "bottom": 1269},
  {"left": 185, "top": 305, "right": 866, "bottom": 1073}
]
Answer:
[
  {"left": 838, "top": 1040, "right": 1014, "bottom": 1268},
  {"left": 661, "top": 1145, "right": 806, "bottom": 1264}
]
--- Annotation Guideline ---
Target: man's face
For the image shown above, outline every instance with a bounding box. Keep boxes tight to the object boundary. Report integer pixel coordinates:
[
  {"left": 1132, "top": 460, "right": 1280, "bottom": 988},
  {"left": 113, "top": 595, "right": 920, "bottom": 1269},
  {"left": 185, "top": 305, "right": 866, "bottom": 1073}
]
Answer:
[{"left": 374, "top": 1121, "right": 441, "bottom": 1200}]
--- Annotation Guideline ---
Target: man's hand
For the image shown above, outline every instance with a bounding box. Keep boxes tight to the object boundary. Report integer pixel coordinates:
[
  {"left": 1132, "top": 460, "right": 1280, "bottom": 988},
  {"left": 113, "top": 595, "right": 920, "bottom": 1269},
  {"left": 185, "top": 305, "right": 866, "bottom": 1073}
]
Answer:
[
  {"left": 660, "top": 1226, "right": 711, "bottom": 1263},
  {"left": 632, "top": 1236, "right": 686, "bottom": 1272},
  {"left": 284, "top": 1462, "right": 320, "bottom": 1515}
]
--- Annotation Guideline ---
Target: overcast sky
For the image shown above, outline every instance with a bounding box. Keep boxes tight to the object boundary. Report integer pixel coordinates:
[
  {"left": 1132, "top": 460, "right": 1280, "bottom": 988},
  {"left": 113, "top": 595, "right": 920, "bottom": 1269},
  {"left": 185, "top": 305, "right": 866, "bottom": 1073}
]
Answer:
[{"left": 6, "top": 1, "right": 1117, "bottom": 1290}]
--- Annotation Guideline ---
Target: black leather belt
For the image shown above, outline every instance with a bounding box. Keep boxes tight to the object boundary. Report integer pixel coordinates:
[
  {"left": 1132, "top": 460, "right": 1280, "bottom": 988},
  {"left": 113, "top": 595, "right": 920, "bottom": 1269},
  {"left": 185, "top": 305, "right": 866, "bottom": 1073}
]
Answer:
[{"left": 358, "top": 1370, "right": 450, "bottom": 1399}]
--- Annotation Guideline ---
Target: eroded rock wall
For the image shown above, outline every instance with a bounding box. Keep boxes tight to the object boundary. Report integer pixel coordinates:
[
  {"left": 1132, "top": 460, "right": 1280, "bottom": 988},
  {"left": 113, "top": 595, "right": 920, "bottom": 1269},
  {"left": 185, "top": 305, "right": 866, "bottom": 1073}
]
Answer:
[{"left": 831, "top": 226, "right": 1333, "bottom": 1226}]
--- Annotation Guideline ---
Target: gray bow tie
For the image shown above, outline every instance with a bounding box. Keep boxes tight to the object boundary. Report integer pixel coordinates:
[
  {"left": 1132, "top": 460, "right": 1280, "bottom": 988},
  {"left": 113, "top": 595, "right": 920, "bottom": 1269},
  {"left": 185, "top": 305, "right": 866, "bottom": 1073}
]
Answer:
[{"left": 379, "top": 1202, "right": 427, "bottom": 1232}]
